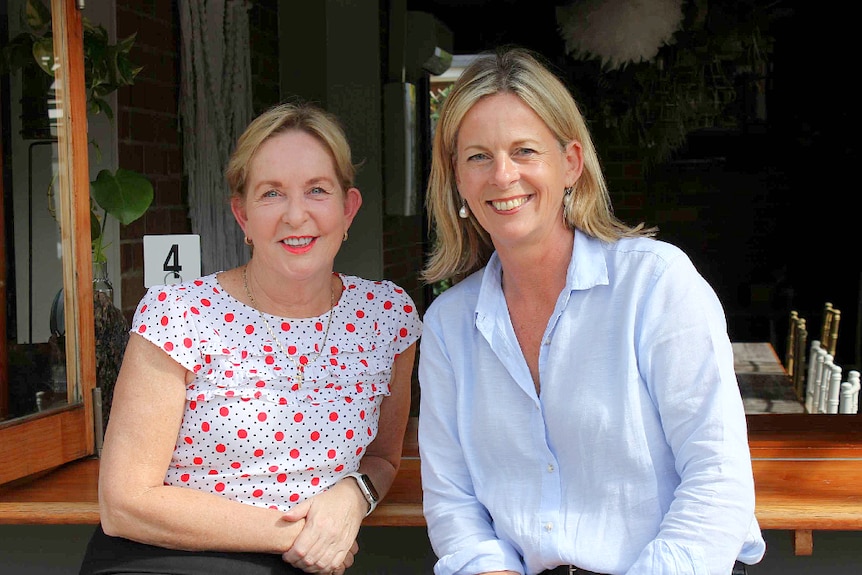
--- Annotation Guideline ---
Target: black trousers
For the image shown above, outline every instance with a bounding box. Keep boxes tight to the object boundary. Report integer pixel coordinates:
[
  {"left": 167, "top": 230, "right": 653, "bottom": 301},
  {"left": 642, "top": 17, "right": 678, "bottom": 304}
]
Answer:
[{"left": 78, "top": 524, "right": 306, "bottom": 575}]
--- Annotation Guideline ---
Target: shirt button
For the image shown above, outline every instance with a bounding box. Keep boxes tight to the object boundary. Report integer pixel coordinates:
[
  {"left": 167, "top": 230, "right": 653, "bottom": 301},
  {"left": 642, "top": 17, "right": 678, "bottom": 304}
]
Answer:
[
  {"left": 545, "top": 522, "right": 554, "bottom": 532},
  {"left": 547, "top": 464, "right": 555, "bottom": 472}
]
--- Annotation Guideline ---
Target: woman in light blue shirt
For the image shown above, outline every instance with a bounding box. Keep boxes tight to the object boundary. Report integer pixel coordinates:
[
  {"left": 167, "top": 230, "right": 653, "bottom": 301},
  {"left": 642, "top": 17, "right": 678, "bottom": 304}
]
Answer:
[{"left": 418, "top": 47, "right": 766, "bottom": 575}]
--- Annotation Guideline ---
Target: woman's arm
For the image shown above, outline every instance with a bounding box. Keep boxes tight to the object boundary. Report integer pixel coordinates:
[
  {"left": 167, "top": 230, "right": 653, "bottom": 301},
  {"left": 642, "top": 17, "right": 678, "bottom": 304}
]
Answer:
[
  {"left": 626, "top": 257, "right": 762, "bottom": 575},
  {"left": 419, "top": 316, "right": 525, "bottom": 575},
  {"left": 99, "top": 334, "right": 305, "bottom": 554}
]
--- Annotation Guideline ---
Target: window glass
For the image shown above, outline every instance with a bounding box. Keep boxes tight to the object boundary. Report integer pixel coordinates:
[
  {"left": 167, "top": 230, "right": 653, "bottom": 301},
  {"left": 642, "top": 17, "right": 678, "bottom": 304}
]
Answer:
[{"left": 0, "top": 0, "right": 95, "bottom": 487}]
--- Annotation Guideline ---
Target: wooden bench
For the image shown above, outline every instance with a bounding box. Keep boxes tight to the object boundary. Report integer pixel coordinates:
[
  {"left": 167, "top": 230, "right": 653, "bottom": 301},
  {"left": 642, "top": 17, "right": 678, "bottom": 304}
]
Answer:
[
  {"left": 4, "top": 416, "right": 862, "bottom": 555},
  {"left": 0, "top": 418, "right": 425, "bottom": 527},
  {"left": 747, "top": 414, "right": 862, "bottom": 554}
]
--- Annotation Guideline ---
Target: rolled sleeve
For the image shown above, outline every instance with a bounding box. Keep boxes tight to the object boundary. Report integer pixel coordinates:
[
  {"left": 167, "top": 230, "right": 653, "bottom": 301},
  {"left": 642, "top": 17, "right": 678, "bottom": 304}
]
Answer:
[{"left": 631, "top": 255, "right": 764, "bottom": 574}]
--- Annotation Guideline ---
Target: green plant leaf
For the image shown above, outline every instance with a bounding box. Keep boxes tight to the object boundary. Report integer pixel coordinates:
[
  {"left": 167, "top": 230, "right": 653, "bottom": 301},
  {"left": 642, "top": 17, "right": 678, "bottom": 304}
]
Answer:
[
  {"left": 91, "top": 168, "right": 154, "bottom": 226},
  {"left": 24, "top": 0, "right": 51, "bottom": 37},
  {"left": 0, "top": 36, "right": 36, "bottom": 73},
  {"left": 117, "top": 32, "right": 137, "bottom": 54},
  {"left": 91, "top": 209, "right": 102, "bottom": 241},
  {"left": 89, "top": 95, "right": 113, "bottom": 120},
  {"left": 32, "top": 37, "right": 54, "bottom": 76}
]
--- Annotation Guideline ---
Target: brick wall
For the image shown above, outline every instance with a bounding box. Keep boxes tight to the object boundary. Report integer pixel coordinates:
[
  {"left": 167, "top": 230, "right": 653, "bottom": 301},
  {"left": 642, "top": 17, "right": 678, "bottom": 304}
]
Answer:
[
  {"left": 116, "top": 0, "right": 187, "bottom": 322},
  {"left": 114, "top": 0, "right": 282, "bottom": 323}
]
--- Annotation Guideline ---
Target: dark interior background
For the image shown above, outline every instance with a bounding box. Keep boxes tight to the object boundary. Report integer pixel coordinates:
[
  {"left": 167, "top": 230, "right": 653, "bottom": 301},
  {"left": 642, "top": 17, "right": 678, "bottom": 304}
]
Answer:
[{"left": 409, "top": 0, "right": 860, "bottom": 371}]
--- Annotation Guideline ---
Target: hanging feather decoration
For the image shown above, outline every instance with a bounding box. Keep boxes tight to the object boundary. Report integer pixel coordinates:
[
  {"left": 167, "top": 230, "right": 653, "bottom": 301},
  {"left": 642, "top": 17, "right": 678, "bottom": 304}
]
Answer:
[{"left": 556, "top": 0, "right": 685, "bottom": 70}]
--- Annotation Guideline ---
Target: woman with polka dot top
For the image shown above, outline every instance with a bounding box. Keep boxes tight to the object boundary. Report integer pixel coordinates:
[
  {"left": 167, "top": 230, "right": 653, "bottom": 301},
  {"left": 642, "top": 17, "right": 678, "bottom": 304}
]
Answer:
[{"left": 79, "top": 102, "right": 422, "bottom": 575}]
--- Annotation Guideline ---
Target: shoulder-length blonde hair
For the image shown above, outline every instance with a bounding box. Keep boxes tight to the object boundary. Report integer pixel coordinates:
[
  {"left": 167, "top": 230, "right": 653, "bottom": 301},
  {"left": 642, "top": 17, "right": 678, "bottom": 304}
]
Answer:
[
  {"left": 225, "top": 101, "right": 357, "bottom": 200},
  {"left": 422, "top": 46, "right": 655, "bottom": 284}
]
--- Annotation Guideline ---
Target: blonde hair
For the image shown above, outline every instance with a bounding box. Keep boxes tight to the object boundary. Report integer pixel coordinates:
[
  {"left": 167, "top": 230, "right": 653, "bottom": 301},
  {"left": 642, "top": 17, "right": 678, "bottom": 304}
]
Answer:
[
  {"left": 225, "top": 101, "right": 357, "bottom": 199},
  {"left": 422, "top": 47, "right": 655, "bottom": 284}
]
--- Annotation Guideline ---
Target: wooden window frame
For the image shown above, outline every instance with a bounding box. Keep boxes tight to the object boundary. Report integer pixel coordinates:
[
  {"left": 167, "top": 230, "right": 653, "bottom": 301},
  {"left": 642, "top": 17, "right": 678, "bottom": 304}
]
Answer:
[{"left": 0, "top": 0, "right": 96, "bottom": 485}]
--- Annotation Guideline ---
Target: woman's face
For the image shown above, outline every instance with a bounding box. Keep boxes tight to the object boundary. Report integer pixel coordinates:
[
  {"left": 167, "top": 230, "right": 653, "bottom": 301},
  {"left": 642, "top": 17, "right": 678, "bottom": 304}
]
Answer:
[
  {"left": 231, "top": 129, "right": 361, "bottom": 282},
  {"left": 454, "top": 92, "right": 582, "bottom": 251}
]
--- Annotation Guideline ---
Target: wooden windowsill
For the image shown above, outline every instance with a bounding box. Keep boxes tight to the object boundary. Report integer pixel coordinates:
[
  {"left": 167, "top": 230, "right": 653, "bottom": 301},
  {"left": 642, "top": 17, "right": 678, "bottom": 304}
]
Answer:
[{"left": 3, "top": 416, "right": 862, "bottom": 555}]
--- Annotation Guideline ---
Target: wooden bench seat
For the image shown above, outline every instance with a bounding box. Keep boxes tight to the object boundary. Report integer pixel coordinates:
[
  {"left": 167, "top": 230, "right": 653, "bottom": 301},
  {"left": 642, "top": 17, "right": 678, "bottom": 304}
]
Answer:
[
  {"left": 4, "top": 415, "right": 862, "bottom": 554},
  {"left": 0, "top": 418, "right": 425, "bottom": 527}
]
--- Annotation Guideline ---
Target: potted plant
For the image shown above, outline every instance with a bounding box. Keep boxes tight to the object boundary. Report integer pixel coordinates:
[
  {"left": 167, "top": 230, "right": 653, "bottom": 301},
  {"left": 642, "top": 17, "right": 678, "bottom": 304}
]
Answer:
[
  {"left": 2, "top": 0, "right": 152, "bottom": 427},
  {"left": 1, "top": 0, "right": 154, "bottom": 269}
]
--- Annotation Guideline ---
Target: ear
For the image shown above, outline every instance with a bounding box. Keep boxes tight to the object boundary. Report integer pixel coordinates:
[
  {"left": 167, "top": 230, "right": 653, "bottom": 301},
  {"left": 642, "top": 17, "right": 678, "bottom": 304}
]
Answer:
[
  {"left": 230, "top": 196, "right": 249, "bottom": 237},
  {"left": 343, "top": 187, "right": 363, "bottom": 228},
  {"left": 564, "top": 139, "right": 584, "bottom": 185}
]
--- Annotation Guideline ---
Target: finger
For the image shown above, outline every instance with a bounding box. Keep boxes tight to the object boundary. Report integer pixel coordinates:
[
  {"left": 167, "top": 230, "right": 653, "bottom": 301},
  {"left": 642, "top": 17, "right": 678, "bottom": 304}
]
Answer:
[{"left": 281, "top": 498, "right": 312, "bottom": 522}]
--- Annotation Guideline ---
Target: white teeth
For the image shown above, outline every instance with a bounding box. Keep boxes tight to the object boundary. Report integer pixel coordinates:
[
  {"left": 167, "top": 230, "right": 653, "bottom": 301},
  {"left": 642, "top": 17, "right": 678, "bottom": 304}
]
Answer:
[
  {"left": 283, "top": 237, "right": 312, "bottom": 247},
  {"left": 490, "top": 197, "right": 527, "bottom": 211}
]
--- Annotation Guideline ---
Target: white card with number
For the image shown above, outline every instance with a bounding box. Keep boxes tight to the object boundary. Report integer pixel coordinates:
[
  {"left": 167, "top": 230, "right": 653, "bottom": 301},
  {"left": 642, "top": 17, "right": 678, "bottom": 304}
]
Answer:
[{"left": 143, "top": 234, "right": 202, "bottom": 287}]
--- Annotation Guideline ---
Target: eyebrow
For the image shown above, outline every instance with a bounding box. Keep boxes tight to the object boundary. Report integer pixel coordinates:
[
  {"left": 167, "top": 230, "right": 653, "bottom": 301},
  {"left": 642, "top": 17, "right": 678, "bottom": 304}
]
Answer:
[
  {"left": 460, "top": 138, "right": 543, "bottom": 154},
  {"left": 252, "top": 176, "right": 337, "bottom": 189}
]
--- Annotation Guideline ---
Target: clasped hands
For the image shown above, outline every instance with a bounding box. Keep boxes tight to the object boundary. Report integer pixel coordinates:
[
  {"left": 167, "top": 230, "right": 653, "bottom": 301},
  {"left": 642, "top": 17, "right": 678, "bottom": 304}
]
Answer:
[{"left": 279, "top": 478, "right": 367, "bottom": 574}]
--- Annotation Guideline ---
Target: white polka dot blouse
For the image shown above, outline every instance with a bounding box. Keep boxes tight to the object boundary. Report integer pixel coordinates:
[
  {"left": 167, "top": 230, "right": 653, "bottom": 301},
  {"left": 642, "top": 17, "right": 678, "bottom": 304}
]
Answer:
[{"left": 130, "top": 272, "right": 422, "bottom": 511}]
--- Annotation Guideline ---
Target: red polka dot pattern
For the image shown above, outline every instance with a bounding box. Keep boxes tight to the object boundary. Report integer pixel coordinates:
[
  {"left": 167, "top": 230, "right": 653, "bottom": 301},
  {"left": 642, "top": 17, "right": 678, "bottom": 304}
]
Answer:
[{"left": 130, "top": 273, "right": 421, "bottom": 511}]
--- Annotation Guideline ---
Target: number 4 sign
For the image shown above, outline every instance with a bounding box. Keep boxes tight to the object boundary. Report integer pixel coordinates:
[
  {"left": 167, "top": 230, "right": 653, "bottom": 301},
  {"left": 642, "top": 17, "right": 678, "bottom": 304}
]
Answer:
[{"left": 143, "top": 235, "right": 202, "bottom": 287}]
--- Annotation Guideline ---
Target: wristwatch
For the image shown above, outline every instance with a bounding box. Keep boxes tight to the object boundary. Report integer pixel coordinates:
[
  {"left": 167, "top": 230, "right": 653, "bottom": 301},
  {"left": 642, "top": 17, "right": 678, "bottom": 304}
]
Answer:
[{"left": 345, "top": 471, "right": 379, "bottom": 516}]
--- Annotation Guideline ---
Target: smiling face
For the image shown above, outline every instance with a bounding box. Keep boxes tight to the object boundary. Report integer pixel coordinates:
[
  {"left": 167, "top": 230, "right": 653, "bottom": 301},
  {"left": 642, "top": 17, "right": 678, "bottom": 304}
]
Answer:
[
  {"left": 454, "top": 92, "right": 582, "bottom": 253},
  {"left": 231, "top": 129, "right": 361, "bottom": 284}
]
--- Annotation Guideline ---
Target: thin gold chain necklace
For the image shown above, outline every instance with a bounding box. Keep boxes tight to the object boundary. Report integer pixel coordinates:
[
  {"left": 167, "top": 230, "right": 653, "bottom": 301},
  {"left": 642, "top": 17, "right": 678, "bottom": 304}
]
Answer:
[{"left": 242, "top": 265, "right": 334, "bottom": 388}]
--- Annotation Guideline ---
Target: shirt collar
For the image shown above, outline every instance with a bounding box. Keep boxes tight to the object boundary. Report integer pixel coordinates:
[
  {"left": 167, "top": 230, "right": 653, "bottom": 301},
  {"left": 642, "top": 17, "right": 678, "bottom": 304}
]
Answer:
[
  {"left": 567, "top": 228, "right": 610, "bottom": 291},
  {"left": 476, "top": 228, "right": 610, "bottom": 313}
]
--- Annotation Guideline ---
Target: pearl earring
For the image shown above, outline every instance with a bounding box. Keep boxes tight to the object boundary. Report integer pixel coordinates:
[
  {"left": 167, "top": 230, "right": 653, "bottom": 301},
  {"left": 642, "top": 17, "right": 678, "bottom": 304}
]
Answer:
[{"left": 458, "top": 200, "right": 469, "bottom": 219}]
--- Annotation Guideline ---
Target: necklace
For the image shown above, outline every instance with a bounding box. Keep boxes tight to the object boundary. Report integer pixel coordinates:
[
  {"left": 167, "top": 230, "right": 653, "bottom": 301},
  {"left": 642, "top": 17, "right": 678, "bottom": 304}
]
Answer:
[{"left": 242, "top": 265, "right": 335, "bottom": 388}]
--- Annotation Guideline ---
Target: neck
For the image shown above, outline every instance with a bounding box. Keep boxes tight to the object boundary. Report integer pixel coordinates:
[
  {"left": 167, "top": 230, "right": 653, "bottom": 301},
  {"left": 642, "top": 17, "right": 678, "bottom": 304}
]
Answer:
[
  {"left": 497, "top": 230, "right": 573, "bottom": 301},
  {"left": 244, "top": 262, "right": 335, "bottom": 318}
]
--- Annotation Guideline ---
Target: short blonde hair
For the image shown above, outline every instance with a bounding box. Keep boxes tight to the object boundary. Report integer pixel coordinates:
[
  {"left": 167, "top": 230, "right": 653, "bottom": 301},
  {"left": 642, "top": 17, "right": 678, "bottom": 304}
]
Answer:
[
  {"left": 422, "top": 47, "right": 654, "bottom": 284},
  {"left": 225, "top": 101, "right": 357, "bottom": 199}
]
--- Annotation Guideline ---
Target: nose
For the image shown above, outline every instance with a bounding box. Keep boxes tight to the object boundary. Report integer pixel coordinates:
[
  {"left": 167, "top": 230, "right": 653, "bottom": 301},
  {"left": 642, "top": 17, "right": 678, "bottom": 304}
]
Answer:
[
  {"left": 491, "top": 154, "right": 519, "bottom": 188},
  {"left": 281, "top": 195, "right": 308, "bottom": 226}
]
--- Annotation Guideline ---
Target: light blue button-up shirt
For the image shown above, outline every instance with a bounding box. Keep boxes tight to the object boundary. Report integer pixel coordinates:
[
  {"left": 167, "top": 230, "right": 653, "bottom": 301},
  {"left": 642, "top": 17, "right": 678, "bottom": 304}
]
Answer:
[{"left": 418, "top": 229, "right": 766, "bottom": 575}]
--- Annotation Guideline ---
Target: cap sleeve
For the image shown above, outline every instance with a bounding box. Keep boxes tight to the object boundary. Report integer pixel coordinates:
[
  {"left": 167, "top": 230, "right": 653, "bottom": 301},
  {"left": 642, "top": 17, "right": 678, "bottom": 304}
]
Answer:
[
  {"left": 382, "top": 281, "right": 422, "bottom": 356},
  {"left": 130, "top": 284, "right": 203, "bottom": 373}
]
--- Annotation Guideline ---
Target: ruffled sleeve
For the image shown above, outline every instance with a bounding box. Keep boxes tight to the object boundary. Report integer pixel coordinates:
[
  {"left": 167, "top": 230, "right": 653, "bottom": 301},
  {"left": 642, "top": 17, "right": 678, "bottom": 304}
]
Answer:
[
  {"left": 376, "top": 280, "right": 422, "bottom": 356},
  {"left": 130, "top": 283, "right": 204, "bottom": 374}
]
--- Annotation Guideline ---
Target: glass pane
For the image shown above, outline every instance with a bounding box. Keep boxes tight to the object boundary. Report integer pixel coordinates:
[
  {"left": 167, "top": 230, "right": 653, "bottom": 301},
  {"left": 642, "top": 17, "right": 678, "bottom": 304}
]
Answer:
[{"left": 1, "top": 0, "right": 74, "bottom": 423}]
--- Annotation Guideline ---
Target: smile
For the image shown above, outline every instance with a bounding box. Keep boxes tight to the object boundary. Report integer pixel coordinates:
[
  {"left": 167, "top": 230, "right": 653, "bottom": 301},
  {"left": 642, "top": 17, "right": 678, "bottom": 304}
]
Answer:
[
  {"left": 489, "top": 196, "right": 528, "bottom": 212},
  {"left": 282, "top": 237, "right": 314, "bottom": 247}
]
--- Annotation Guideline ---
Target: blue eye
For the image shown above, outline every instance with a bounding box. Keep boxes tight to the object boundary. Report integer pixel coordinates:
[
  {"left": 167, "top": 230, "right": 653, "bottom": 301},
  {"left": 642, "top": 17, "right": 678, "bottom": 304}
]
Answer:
[
  {"left": 263, "top": 189, "right": 279, "bottom": 198},
  {"left": 309, "top": 186, "right": 329, "bottom": 195}
]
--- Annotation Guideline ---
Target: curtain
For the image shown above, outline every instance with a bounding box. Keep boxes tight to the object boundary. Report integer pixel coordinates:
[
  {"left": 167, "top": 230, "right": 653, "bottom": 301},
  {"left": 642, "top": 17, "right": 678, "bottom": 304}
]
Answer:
[{"left": 179, "top": 0, "right": 253, "bottom": 274}]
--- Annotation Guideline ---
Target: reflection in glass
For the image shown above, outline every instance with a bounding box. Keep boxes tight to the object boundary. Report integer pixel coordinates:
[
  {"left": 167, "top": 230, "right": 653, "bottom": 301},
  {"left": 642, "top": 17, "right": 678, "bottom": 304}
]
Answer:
[{"left": 1, "top": 0, "right": 70, "bottom": 421}]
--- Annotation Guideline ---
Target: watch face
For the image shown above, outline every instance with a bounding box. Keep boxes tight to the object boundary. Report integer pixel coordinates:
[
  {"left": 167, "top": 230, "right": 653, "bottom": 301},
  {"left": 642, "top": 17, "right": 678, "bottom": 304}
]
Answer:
[{"left": 361, "top": 474, "right": 380, "bottom": 502}]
